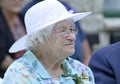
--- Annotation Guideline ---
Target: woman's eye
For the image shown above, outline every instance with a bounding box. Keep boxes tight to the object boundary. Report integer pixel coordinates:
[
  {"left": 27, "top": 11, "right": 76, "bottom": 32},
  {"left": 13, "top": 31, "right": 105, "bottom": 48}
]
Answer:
[
  {"left": 60, "top": 27, "right": 66, "bottom": 32},
  {"left": 70, "top": 29, "right": 75, "bottom": 31},
  {"left": 61, "top": 29, "right": 66, "bottom": 32}
]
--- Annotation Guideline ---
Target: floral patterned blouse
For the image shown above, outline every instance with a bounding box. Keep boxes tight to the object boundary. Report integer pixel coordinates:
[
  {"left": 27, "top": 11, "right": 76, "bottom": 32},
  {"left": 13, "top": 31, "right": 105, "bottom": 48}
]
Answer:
[{"left": 2, "top": 50, "right": 95, "bottom": 84}]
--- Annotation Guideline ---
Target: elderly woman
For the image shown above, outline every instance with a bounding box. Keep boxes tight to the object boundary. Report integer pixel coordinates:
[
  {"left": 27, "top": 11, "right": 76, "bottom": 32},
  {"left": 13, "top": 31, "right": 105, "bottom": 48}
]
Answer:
[
  {"left": 0, "top": 0, "right": 26, "bottom": 78},
  {"left": 2, "top": 0, "right": 95, "bottom": 84}
]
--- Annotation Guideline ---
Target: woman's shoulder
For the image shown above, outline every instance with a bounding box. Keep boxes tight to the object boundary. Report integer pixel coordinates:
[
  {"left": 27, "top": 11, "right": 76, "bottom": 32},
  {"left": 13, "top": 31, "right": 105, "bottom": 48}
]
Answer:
[
  {"left": 64, "top": 57, "right": 95, "bottom": 84},
  {"left": 65, "top": 57, "right": 92, "bottom": 74},
  {"left": 67, "top": 57, "right": 88, "bottom": 68}
]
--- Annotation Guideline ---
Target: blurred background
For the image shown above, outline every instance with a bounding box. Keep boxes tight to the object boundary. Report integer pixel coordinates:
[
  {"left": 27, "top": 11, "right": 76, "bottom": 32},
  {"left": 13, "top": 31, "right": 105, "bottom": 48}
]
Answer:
[{"left": 25, "top": 0, "right": 120, "bottom": 53}]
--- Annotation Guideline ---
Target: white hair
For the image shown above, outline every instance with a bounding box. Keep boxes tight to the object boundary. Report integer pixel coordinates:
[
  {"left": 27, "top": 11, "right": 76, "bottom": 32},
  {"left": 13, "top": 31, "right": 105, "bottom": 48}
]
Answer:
[{"left": 26, "top": 24, "right": 54, "bottom": 51}]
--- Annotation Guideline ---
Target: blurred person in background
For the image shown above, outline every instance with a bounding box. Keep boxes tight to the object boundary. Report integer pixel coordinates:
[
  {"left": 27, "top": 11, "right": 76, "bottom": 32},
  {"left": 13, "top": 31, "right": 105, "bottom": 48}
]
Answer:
[
  {"left": 21, "top": 0, "right": 91, "bottom": 66},
  {"left": 89, "top": 42, "right": 120, "bottom": 84},
  {"left": 0, "top": 0, "right": 26, "bottom": 78}
]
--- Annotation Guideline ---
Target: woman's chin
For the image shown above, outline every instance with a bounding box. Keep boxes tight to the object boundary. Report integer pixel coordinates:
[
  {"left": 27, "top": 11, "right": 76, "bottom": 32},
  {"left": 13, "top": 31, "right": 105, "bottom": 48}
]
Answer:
[{"left": 66, "top": 49, "right": 75, "bottom": 56}]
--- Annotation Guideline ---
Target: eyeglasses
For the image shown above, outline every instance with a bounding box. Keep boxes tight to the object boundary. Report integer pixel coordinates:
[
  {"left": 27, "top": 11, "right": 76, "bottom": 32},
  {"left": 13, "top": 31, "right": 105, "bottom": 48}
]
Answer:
[{"left": 54, "top": 28, "right": 78, "bottom": 37}]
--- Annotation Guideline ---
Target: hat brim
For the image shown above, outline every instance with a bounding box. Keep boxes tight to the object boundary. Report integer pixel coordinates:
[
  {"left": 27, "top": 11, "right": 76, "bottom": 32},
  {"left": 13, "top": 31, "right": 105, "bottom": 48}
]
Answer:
[{"left": 9, "top": 12, "right": 91, "bottom": 53}]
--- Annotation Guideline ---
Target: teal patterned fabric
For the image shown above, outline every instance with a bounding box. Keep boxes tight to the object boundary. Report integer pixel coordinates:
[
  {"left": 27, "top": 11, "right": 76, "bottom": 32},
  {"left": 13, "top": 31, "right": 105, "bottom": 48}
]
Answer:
[{"left": 2, "top": 50, "right": 95, "bottom": 84}]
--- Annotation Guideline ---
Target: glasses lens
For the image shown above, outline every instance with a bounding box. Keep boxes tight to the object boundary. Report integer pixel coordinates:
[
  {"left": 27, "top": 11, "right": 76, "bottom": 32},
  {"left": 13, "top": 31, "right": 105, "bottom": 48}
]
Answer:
[{"left": 70, "top": 28, "right": 78, "bottom": 34}]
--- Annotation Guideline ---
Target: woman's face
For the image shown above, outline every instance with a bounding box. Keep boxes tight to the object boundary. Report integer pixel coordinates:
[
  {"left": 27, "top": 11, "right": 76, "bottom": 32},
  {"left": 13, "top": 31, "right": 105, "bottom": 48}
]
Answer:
[
  {"left": 50, "top": 19, "right": 77, "bottom": 57},
  {"left": 0, "top": 0, "right": 24, "bottom": 13}
]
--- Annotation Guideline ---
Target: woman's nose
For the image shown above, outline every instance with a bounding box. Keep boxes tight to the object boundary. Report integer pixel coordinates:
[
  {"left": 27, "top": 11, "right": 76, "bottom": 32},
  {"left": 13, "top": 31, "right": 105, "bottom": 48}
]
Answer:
[{"left": 65, "top": 33, "right": 76, "bottom": 41}]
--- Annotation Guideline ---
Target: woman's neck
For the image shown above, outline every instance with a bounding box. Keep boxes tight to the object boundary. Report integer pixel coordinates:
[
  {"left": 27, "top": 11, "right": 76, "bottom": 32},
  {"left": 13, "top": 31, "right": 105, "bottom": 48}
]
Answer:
[
  {"left": 33, "top": 49, "right": 65, "bottom": 79},
  {"left": 32, "top": 45, "right": 65, "bottom": 70},
  {"left": 36, "top": 51, "right": 63, "bottom": 69}
]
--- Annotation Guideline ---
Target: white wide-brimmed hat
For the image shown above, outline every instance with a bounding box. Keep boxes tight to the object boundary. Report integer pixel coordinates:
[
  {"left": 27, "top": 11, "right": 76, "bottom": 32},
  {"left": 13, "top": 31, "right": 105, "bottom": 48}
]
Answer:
[{"left": 9, "top": 0, "right": 91, "bottom": 53}]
